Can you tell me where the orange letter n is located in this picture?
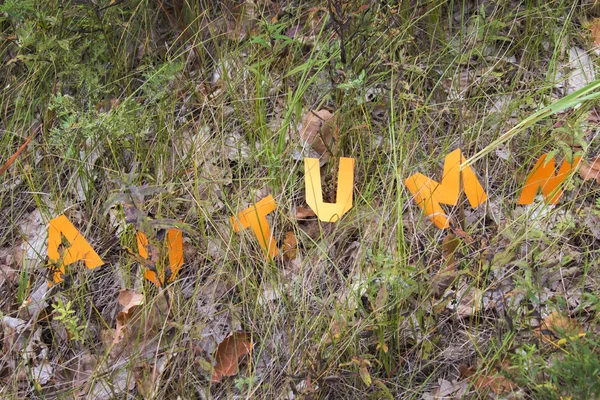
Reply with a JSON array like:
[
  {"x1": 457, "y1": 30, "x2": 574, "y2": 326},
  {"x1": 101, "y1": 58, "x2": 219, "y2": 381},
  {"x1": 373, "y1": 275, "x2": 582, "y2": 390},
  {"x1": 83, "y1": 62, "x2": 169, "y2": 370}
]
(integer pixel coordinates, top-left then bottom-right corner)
[
  {"x1": 517, "y1": 154, "x2": 581, "y2": 205},
  {"x1": 404, "y1": 149, "x2": 488, "y2": 229}
]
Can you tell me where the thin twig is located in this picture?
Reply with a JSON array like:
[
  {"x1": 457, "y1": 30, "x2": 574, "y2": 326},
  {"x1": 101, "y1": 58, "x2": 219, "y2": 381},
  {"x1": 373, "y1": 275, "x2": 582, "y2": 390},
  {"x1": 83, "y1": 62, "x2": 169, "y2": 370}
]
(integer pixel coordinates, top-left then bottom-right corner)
[{"x1": 0, "y1": 121, "x2": 41, "y2": 177}]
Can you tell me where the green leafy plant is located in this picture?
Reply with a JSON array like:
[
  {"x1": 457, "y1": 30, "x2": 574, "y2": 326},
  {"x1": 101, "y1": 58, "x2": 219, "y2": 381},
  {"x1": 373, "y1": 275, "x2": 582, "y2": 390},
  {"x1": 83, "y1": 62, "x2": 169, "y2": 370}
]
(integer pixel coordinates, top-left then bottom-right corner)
[{"x1": 51, "y1": 298, "x2": 86, "y2": 343}]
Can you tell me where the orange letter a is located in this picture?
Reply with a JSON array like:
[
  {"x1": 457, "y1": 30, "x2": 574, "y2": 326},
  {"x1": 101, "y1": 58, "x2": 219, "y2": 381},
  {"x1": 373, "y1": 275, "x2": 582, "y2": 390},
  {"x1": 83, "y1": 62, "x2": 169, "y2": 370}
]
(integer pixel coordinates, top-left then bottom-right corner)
[
  {"x1": 404, "y1": 149, "x2": 487, "y2": 229},
  {"x1": 517, "y1": 154, "x2": 581, "y2": 205},
  {"x1": 48, "y1": 215, "x2": 104, "y2": 284}
]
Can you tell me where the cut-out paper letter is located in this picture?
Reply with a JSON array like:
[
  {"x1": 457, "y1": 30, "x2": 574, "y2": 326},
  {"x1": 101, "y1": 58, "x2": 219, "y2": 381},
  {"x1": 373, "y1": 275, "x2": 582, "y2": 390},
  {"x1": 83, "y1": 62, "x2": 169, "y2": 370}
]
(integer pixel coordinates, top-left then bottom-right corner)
[
  {"x1": 47, "y1": 215, "x2": 104, "y2": 284},
  {"x1": 404, "y1": 149, "x2": 488, "y2": 229},
  {"x1": 136, "y1": 229, "x2": 184, "y2": 287},
  {"x1": 230, "y1": 195, "x2": 278, "y2": 259},
  {"x1": 305, "y1": 157, "x2": 355, "y2": 222},
  {"x1": 517, "y1": 154, "x2": 582, "y2": 205}
]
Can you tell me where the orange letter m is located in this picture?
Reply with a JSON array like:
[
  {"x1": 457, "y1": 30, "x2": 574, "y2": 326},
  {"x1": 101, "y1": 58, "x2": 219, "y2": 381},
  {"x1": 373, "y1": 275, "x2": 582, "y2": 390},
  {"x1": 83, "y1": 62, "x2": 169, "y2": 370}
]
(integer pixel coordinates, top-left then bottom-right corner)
[{"x1": 404, "y1": 149, "x2": 488, "y2": 229}]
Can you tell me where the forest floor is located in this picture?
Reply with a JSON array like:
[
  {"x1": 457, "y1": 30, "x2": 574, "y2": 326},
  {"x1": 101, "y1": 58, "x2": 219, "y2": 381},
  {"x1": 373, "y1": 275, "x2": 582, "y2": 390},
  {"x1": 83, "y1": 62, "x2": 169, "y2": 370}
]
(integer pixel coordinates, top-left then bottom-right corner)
[{"x1": 2, "y1": 1, "x2": 600, "y2": 398}]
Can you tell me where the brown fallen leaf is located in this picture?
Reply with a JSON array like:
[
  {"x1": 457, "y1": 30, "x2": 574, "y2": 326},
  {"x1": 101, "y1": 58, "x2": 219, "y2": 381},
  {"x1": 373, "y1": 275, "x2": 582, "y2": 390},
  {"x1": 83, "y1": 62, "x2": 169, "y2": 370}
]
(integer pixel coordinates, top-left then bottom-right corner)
[
  {"x1": 450, "y1": 227, "x2": 474, "y2": 244},
  {"x1": 282, "y1": 231, "x2": 298, "y2": 261},
  {"x1": 579, "y1": 155, "x2": 600, "y2": 184},
  {"x1": 296, "y1": 206, "x2": 317, "y2": 219},
  {"x1": 459, "y1": 363, "x2": 516, "y2": 395},
  {"x1": 113, "y1": 289, "x2": 144, "y2": 344},
  {"x1": 590, "y1": 17, "x2": 600, "y2": 47},
  {"x1": 536, "y1": 311, "x2": 584, "y2": 340},
  {"x1": 300, "y1": 109, "x2": 337, "y2": 161},
  {"x1": 211, "y1": 332, "x2": 253, "y2": 383},
  {"x1": 432, "y1": 233, "x2": 460, "y2": 297}
]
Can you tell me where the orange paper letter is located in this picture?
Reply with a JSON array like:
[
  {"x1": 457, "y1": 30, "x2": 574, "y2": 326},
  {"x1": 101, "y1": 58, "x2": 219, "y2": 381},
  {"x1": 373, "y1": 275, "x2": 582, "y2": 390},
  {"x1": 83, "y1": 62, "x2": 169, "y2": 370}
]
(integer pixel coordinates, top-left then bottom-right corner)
[
  {"x1": 305, "y1": 157, "x2": 355, "y2": 222},
  {"x1": 48, "y1": 215, "x2": 104, "y2": 284},
  {"x1": 404, "y1": 149, "x2": 488, "y2": 229},
  {"x1": 230, "y1": 195, "x2": 278, "y2": 259},
  {"x1": 136, "y1": 229, "x2": 184, "y2": 286},
  {"x1": 517, "y1": 154, "x2": 582, "y2": 205}
]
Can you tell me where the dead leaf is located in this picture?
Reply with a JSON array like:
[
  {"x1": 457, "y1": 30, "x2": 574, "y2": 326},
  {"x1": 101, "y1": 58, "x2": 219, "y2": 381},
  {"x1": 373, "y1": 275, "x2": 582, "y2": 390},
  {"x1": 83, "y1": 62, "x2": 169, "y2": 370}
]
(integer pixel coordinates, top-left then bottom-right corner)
[
  {"x1": 451, "y1": 282, "x2": 483, "y2": 318},
  {"x1": 211, "y1": 332, "x2": 253, "y2": 383},
  {"x1": 590, "y1": 17, "x2": 600, "y2": 46},
  {"x1": 375, "y1": 284, "x2": 388, "y2": 312},
  {"x1": 113, "y1": 289, "x2": 144, "y2": 344},
  {"x1": 18, "y1": 282, "x2": 48, "y2": 320},
  {"x1": 579, "y1": 155, "x2": 600, "y2": 183},
  {"x1": 300, "y1": 109, "x2": 337, "y2": 161},
  {"x1": 0, "y1": 264, "x2": 16, "y2": 283},
  {"x1": 70, "y1": 351, "x2": 97, "y2": 393},
  {"x1": 20, "y1": 209, "x2": 50, "y2": 271},
  {"x1": 459, "y1": 364, "x2": 516, "y2": 394},
  {"x1": 562, "y1": 47, "x2": 596, "y2": 94},
  {"x1": 135, "y1": 353, "x2": 173, "y2": 398},
  {"x1": 432, "y1": 234, "x2": 460, "y2": 297},
  {"x1": 296, "y1": 206, "x2": 317, "y2": 219},
  {"x1": 31, "y1": 360, "x2": 53, "y2": 385},
  {"x1": 282, "y1": 231, "x2": 297, "y2": 261},
  {"x1": 358, "y1": 358, "x2": 372, "y2": 386},
  {"x1": 422, "y1": 378, "x2": 469, "y2": 399},
  {"x1": 450, "y1": 227, "x2": 474, "y2": 244},
  {"x1": 538, "y1": 311, "x2": 583, "y2": 339}
]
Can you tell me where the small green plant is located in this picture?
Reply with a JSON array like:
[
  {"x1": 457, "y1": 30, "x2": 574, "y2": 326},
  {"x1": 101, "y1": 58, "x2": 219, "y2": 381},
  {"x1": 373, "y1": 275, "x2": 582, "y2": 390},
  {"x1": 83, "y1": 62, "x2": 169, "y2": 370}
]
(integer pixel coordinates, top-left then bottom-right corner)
[
  {"x1": 51, "y1": 298, "x2": 86, "y2": 343},
  {"x1": 545, "y1": 337, "x2": 600, "y2": 399},
  {"x1": 234, "y1": 375, "x2": 259, "y2": 392}
]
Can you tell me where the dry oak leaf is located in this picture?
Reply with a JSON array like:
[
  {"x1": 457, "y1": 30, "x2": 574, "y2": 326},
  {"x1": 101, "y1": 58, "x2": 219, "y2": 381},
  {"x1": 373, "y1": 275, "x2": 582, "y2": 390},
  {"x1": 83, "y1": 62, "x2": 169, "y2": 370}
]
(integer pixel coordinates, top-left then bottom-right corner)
[
  {"x1": 300, "y1": 109, "x2": 336, "y2": 160},
  {"x1": 579, "y1": 155, "x2": 600, "y2": 184},
  {"x1": 211, "y1": 332, "x2": 253, "y2": 383},
  {"x1": 113, "y1": 289, "x2": 144, "y2": 344}
]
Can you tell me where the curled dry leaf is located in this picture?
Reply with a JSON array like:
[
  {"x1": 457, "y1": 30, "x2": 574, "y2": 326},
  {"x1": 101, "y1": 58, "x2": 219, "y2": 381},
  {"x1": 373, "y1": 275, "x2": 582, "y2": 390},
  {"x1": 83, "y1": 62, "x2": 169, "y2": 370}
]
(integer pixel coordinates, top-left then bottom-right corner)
[
  {"x1": 300, "y1": 109, "x2": 336, "y2": 161},
  {"x1": 211, "y1": 332, "x2": 253, "y2": 383},
  {"x1": 579, "y1": 155, "x2": 600, "y2": 184},
  {"x1": 113, "y1": 289, "x2": 144, "y2": 344}
]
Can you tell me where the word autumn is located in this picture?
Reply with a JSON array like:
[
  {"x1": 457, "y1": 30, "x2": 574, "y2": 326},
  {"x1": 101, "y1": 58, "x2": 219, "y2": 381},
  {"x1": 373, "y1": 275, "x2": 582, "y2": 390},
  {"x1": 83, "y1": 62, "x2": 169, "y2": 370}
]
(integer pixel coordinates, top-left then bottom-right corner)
[{"x1": 45, "y1": 152, "x2": 579, "y2": 283}]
